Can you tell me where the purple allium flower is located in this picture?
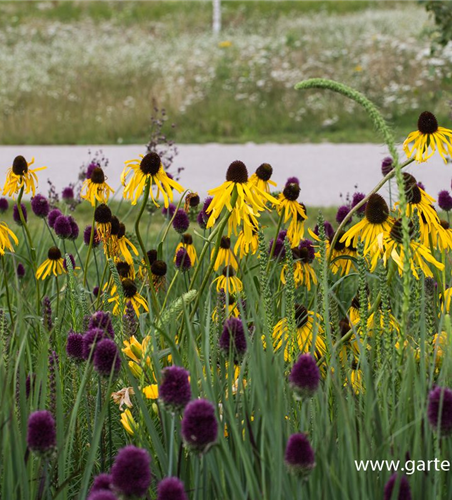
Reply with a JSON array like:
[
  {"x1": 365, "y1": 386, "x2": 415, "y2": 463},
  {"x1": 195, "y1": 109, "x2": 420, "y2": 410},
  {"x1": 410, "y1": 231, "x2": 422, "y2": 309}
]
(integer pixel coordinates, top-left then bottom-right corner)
[
  {"x1": 86, "y1": 162, "x2": 98, "y2": 180},
  {"x1": 68, "y1": 216, "x2": 79, "y2": 240},
  {"x1": 162, "y1": 203, "x2": 176, "y2": 218},
  {"x1": 93, "y1": 286, "x2": 100, "y2": 297},
  {"x1": 313, "y1": 221, "x2": 334, "y2": 240},
  {"x1": 219, "y1": 317, "x2": 247, "y2": 359},
  {"x1": 82, "y1": 327, "x2": 105, "y2": 360},
  {"x1": 284, "y1": 433, "x2": 315, "y2": 477},
  {"x1": 84, "y1": 225, "x2": 100, "y2": 247},
  {"x1": 172, "y1": 209, "x2": 190, "y2": 234},
  {"x1": 351, "y1": 192, "x2": 366, "y2": 214},
  {"x1": 381, "y1": 157, "x2": 393, "y2": 176},
  {"x1": 181, "y1": 399, "x2": 218, "y2": 454},
  {"x1": 159, "y1": 366, "x2": 192, "y2": 412},
  {"x1": 202, "y1": 197, "x2": 213, "y2": 214},
  {"x1": 269, "y1": 238, "x2": 286, "y2": 260},
  {"x1": 89, "y1": 311, "x2": 114, "y2": 339},
  {"x1": 27, "y1": 410, "x2": 56, "y2": 454},
  {"x1": 336, "y1": 205, "x2": 351, "y2": 224},
  {"x1": 54, "y1": 215, "x2": 72, "y2": 239},
  {"x1": 88, "y1": 491, "x2": 118, "y2": 500},
  {"x1": 17, "y1": 263, "x2": 25, "y2": 278},
  {"x1": 13, "y1": 203, "x2": 27, "y2": 225},
  {"x1": 62, "y1": 186, "x2": 75, "y2": 203},
  {"x1": 63, "y1": 254, "x2": 76, "y2": 272},
  {"x1": 94, "y1": 339, "x2": 121, "y2": 377},
  {"x1": 438, "y1": 190, "x2": 452, "y2": 212},
  {"x1": 175, "y1": 248, "x2": 192, "y2": 272},
  {"x1": 298, "y1": 239, "x2": 315, "y2": 263},
  {"x1": 157, "y1": 477, "x2": 188, "y2": 500},
  {"x1": 48, "y1": 208, "x2": 62, "y2": 229},
  {"x1": 278, "y1": 230, "x2": 287, "y2": 240},
  {"x1": 197, "y1": 210, "x2": 207, "y2": 229},
  {"x1": 0, "y1": 197, "x2": 8, "y2": 213},
  {"x1": 31, "y1": 194, "x2": 50, "y2": 218},
  {"x1": 384, "y1": 473, "x2": 412, "y2": 500},
  {"x1": 428, "y1": 386, "x2": 452, "y2": 436},
  {"x1": 417, "y1": 181, "x2": 425, "y2": 191},
  {"x1": 285, "y1": 177, "x2": 300, "y2": 187},
  {"x1": 89, "y1": 473, "x2": 112, "y2": 495},
  {"x1": 111, "y1": 445, "x2": 152, "y2": 497},
  {"x1": 66, "y1": 332, "x2": 84, "y2": 362},
  {"x1": 289, "y1": 354, "x2": 320, "y2": 399}
]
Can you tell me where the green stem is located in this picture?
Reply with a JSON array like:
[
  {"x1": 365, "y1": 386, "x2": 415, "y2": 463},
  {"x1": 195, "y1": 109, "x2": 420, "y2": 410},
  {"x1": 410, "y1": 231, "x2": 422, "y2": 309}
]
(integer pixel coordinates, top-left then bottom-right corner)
[
  {"x1": 1, "y1": 256, "x2": 13, "y2": 327},
  {"x1": 168, "y1": 413, "x2": 175, "y2": 476},
  {"x1": 161, "y1": 270, "x2": 180, "y2": 312},
  {"x1": 83, "y1": 203, "x2": 97, "y2": 288}
]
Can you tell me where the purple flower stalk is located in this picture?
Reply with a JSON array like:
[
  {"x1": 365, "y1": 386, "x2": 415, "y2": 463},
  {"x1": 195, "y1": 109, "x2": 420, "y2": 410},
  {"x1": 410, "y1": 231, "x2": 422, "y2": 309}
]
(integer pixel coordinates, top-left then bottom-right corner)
[
  {"x1": 27, "y1": 410, "x2": 56, "y2": 455},
  {"x1": 428, "y1": 386, "x2": 452, "y2": 436},
  {"x1": 93, "y1": 339, "x2": 121, "y2": 377},
  {"x1": 181, "y1": 399, "x2": 218, "y2": 454},
  {"x1": 284, "y1": 433, "x2": 315, "y2": 477},
  {"x1": 111, "y1": 445, "x2": 152, "y2": 497},
  {"x1": 219, "y1": 317, "x2": 247, "y2": 359},
  {"x1": 157, "y1": 477, "x2": 188, "y2": 500},
  {"x1": 31, "y1": 194, "x2": 50, "y2": 218},
  {"x1": 159, "y1": 366, "x2": 192, "y2": 412},
  {"x1": 384, "y1": 473, "x2": 412, "y2": 500},
  {"x1": 289, "y1": 354, "x2": 320, "y2": 399}
]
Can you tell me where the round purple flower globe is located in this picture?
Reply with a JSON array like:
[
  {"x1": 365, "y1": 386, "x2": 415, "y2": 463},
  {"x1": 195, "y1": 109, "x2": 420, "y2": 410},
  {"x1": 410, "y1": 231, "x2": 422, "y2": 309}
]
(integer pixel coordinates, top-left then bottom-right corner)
[
  {"x1": 197, "y1": 210, "x2": 207, "y2": 230},
  {"x1": 428, "y1": 386, "x2": 452, "y2": 436},
  {"x1": 86, "y1": 162, "x2": 98, "y2": 179},
  {"x1": 13, "y1": 203, "x2": 27, "y2": 225},
  {"x1": 157, "y1": 477, "x2": 188, "y2": 500},
  {"x1": 63, "y1": 254, "x2": 76, "y2": 272},
  {"x1": 219, "y1": 317, "x2": 247, "y2": 359},
  {"x1": 68, "y1": 216, "x2": 79, "y2": 240},
  {"x1": 48, "y1": 208, "x2": 62, "y2": 229},
  {"x1": 181, "y1": 399, "x2": 218, "y2": 454},
  {"x1": 84, "y1": 225, "x2": 100, "y2": 247},
  {"x1": 438, "y1": 190, "x2": 452, "y2": 212},
  {"x1": 159, "y1": 366, "x2": 192, "y2": 412},
  {"x1": 351, "y1": 192, "x2": 366, "y2": 214},
  {"x1": 93, "y1": 338, "x2": 121, "y2": 377},
  {"x1": 175, "y1": 248, "x2": 192, "y2": 272},
  {"x1": 66, "y1": 332, "x2": 84, "y2": 362},
  {"x1": 111, "y1": 445, "x2": 152, "y2": 497},
  {"x1": 31, "y1": 194, "x2": 50, "y2": 218},
  {"x1": 54, "y1": 215, "x2": 72, "y2": 239},
  {"x1": 162, "y1": 203, "x2": 176, "y2": 218},
  {"x1": 269, "y1": 238, "x2": 286, "y2": 260},
  {"x1": 82, "y1": 327, "x2": 105, "y2": 360},
  {"x1": 89, "y1": 311, "x2": 114, "y2": 339},
  {"x1": 17, "y1": 263, "x2": 25, "y2": 278},
  {"x1": 0, "y1": 197, "x2": 9, "y2": 213},
  {"x1": 384, "y1": 473, "x2": 412, "y2": 500},
  {"x1": 89, "y1": 473, "x2": 112, "y2": 495},
  {"x1": 313, "y1": 221, "x2": 334, "y2": 240},
  {"x1": 381, "y1": 156, "x2": 393, "y2": 176},
  {"x1": 88, "y1": 491, "x2": 118, "y2": 500},
  {"x1": 172, "y1": 209, "x2": 190, "y2": 234},
  {"x1": 289, "y1": 354, "x2": 320, "y2": 399},
  {"x1": 62, "y1": 186, "x2": 74, "y2": 203},
  {"x1": 285, "y1": 176, "x2": 300, "y2": 187},
  {"x1": 336, "y1": 205, "x2": 351, "y2": 224},
  {"x1": 284, "y1": 433, "x2": 315, "y2": 477},
  {"x1": 27, "y1": 410, "x2": 56, "y2": 455}
]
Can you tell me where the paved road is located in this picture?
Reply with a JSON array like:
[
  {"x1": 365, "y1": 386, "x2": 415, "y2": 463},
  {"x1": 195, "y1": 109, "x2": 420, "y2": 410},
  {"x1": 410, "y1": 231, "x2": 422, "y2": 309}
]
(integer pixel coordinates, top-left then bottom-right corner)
[{"x1": 0, "y1": 144, "x2": 449, "y2": 206}]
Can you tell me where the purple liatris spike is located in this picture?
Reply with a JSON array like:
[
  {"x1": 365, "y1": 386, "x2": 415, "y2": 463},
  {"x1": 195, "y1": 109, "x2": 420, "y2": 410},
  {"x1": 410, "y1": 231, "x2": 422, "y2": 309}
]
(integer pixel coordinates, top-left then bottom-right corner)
[
  {"x1": 289, "y1": 354, "x2": 320, "y2": 399},
  {"x1": 93, "y1": 339, "x2": 121, "y2": 377},
  {"x1": 157, "y1": 477, "x2": 188, "y2": 500},
  {"x1": 42, "y1": 296, "x2": 53, "y2": 332},
  {"x1": 159, "y1": 366, "x2": 191, "y2": 413},
  {"x1": 219, "y1": 317, "x2": 247, "y2": 359},
  {"x1": 111, "y1": 445, "x2": 152, "y2": 497},
  {"x1": 27, "y1": 410, "x2": 56, "y2": 456},
  {"x1": 48, "y1": 350, "x2": 59, "y2": 415},
  {"x1": 428, "y1": 386, "x2": 452, "y2": 436},
  {"x1": 284, "y1": 433, "x2": 315, "y2": 477},
  {"x1": 123, "y1": 301, "x2": 138, "y2": 337},
  {"x1": 181, "y1": 399, "x2": 218, "y2": 454},
  {"x1": 384, "y1": 473, "x2": 412, "y2": 500}
]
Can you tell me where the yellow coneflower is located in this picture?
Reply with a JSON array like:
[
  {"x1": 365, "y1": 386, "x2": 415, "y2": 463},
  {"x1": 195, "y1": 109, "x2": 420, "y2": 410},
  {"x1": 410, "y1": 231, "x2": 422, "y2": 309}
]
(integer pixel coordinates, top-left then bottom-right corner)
[
  {"x1": 248, "y1": 163, "x2": 277, "y2": 195},
  {"x1": 206, "y1": 160, "x2": 277, "y2": 230},
  {"x1": 174, "y1": 234, "x2": 197, "y2": 265},
  {"x1": 403, "y1": 111, "x2": 452, "y2": 163},
  {"x1": 337, "y1": 318, "x2": 362, "y2": 366},
  {"x1": 281, "y1": 243, "x2": 317, "y2": 291},
  {"x1": 105, "y1": 260, "x2": 136, "y2": 296},
  {"x1": 272, "y1": 305, "x2": 325, "y2": 362},
  {"x1": 341, "y1": 193, "x2": 393, "y2": 253},
  {"x1": 213, "y1": 266, "x2": 243, "y2": 294},
  {"x1": 366, "y1": 309, "x2": 400, "y2": 336},
  {"x1": 117, "y1": 222, "x2": 138, "y2": 265},
  {"x1": 3, "y1": 155, "x2": 46, "y2": 198},
  {"x1": 440, "y1": 288, "x2": 452, "y2": 315},
  {"x1": 344, "y1": 362, "x2": 364, "y2": 394},
  {"x1": 36, "y1": 247, "x2": 66, "y2": 280},
  {"x1": 184, "y1": 192, "x2": 200, "y2": 212},
  {"x1": 286, "y1": 203, "x2": 308, "y2": 246},
  {"x1": 120, "y1": 409, "x2": 138, "y2": 436},
  {"x1": 0, "y1": 221, "x2": 18, "y2": 255},
  {"x1": 348, "y1": 295, "x2": 362, "y2": 326},
  {"x1": 80, "y1": 166, "x2": 114, "y2": 206},
  {"x1": 150, "y1": 260, "x2": 167, "y2": 292},
  {"x1": 212, "y1": 294, "x2": 242, "y2": 322},
  {"x1": 276, "y1": 181, "x2": 307, "y2": 245},
  {"x1": 369, "y1": 219, "x2": 444, "y2": 279},
  {"x1": 212, "y1": 236, "x2": 238, "y2": 271},
  {"x1": 94, "y1": 203, "x2": 113, "y2": 244},
  {"x1": 234, "y1": 226, "x2": 258, "y2": 259},
  {"x1": 109, "y1": 278, "x2": 149, "y2": 317},
  {"x1": 328, "y1": 231, "x2": 357, "y2": 276},
  {"x1": 121, "y1": 152, "x2": 184, "y2": 207}
]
